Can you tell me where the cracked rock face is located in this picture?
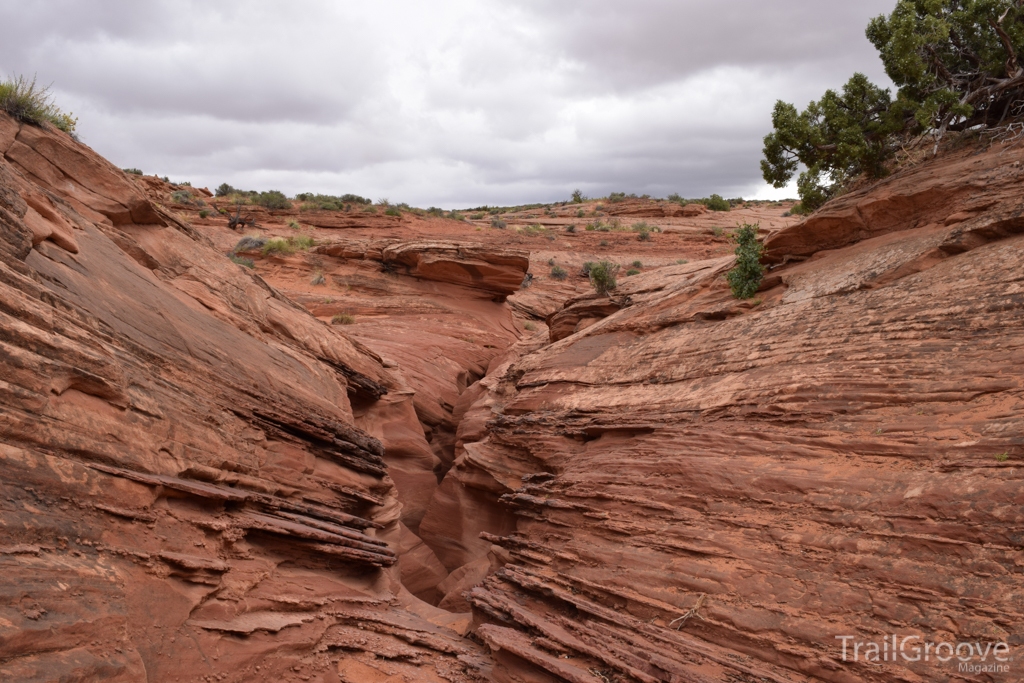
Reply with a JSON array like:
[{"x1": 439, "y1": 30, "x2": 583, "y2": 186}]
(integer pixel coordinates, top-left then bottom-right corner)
[
  {"x1": 2, "y1": 110, "x2": 1022, "y2": 683},
  {"x1": 0, "y1": 115, "x2": 486, "y2": 683}
]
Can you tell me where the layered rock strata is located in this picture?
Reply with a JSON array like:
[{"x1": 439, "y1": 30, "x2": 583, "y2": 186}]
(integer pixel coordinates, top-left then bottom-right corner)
[
  {"x1": 0, "y1": 114, "x2": 486, "y2": 683},
  {"x1": 432, "y1": 141, "x2": 1024, "y2": 682}
]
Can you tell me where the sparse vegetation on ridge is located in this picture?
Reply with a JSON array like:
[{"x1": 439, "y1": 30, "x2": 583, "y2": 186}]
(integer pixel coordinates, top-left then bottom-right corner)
[
  {"x1": 254, "y1": 190, "x2": 291, "y2": 210},
  {"x1": 0, "y1": 76, "x2": 78, "y2": 136}
]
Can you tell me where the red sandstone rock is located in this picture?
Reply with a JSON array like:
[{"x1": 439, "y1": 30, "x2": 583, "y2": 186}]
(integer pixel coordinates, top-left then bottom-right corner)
[
  {"x1": 0, "y1": 113, "x2": 487, "y2": 682},
  {"x1": 433, "y1": 139, "x2": 1024, "y2": 682},
  {"x1": 6, "y1": 106, "x2": 1019, "y2": 683}
]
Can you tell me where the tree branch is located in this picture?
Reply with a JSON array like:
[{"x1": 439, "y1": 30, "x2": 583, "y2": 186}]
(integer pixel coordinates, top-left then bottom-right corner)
[
  {"x1": 989, "y1": 14, "x2": 1020, "y2": 78},
  {"x1": 948, "y1": 27, "x2": 983, "y2": 67}
]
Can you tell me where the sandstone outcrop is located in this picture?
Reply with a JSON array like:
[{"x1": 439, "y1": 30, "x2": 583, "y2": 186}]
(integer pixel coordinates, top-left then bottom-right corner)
[
  {"x1": 602, "y1": 199, "x2": 708, "y2": 218},
  {"x1": 5, "y1": 106, "x2": 1019, "y2": 683},
  {"x1": 427, "y1": 140, "x2": 1024, "y2": 682},
  {"x1": 0, "y1": 114, "x2": 487, "y2": 682}
]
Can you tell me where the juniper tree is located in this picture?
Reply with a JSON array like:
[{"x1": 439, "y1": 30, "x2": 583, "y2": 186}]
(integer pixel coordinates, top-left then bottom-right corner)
[{"x1": 762, "y1": 0, "x2": 1024, "y2": 212}]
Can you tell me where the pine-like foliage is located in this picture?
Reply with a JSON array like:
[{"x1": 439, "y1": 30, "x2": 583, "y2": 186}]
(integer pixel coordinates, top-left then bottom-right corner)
[{"x1": 726, "y1": 223, "x2": 765, "y2": 300}]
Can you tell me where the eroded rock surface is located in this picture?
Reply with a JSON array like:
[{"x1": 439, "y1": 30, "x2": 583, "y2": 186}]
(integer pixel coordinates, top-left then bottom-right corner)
[
  {"x1": 0, "y1": 115, "x2": 486, "y2": 683},
  {"x1": 431, "y1": 142, "x2": 1024, "y2": 682},
  {"x1": 4, "y1": 109, "x2": 1020, "y2": 683}
]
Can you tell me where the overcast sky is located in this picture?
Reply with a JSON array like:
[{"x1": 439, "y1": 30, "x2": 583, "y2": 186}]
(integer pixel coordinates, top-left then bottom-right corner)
[{"x1": 0, "y1": 0, "x2": 897, "y2": 208}]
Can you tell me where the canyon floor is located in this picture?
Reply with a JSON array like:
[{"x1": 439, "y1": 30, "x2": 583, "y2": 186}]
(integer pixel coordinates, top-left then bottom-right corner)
[{"x1": 0, "y1": 112, "x2": 1022, "y2": 683}]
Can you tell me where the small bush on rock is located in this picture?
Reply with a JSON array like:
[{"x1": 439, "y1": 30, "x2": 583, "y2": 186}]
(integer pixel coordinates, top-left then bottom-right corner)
[
  {"x1": 588, "y1": 261, "x2": 619, "y2": 295},
  {"x1": 254, "y1": 190, "x2": 291, "y2": 210},
  {"x1": 703, "y1": 194, "x2": 730, "y2": 211},
  {"x1": 261, "y1": 238, "x2": 295, "y2": 256},
  {"x1": 726, "y1": 223, "x2": 765, "y2": 299}
]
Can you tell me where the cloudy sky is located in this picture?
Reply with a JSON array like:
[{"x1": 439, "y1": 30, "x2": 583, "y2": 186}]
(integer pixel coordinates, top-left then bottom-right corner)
[{"x1": 1, "y1": 0, "x2": 897, "y2": 208}]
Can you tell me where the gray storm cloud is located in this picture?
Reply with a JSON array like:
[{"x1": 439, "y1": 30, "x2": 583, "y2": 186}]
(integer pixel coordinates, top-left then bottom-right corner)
[{"x1": 0, "y1": 0, "x2": 897, "y2": 207}]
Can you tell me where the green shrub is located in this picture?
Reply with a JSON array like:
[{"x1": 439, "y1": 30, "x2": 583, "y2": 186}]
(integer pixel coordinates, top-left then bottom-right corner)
[
  {"x1": 230, "y1": 255, "x2": 255, "y2": 269},
  {"x1": 523, "y1": 321, "x2": 537, "y2": 331},
  {"x1": 566, "y1": 224, "x2": 577, "y2": 233},
  {"x1": 332, "y1": 313, "x2": 355, "y2": 325},
  {"x1": 571, "y1": 189, "x2": 585, "y2": 203},
  {"x1": 449, "y1": 211, "x2": 465, "y2": 221},
  {"x1": 170, "y1": 190, "x2": 193, "y2": 204},
  {"x1": 123, "y1": 167, "x2": 143, "y2": 175},
  {"x1": 576, "y1": 209, "x2": 585, "y2": 218},
  {"x1": 631, "y1": 260, "x2": 642, "y2": 268},
  {"x1": 216, "y1": 183, "x2": 240, "y2": 197},
  {"x1": 296, "y1": 194, "x2": 345, "y2": 211},
  {"x1": 254, "y1": 190, "x2": 291, "y2": 210},
  {"x1": 588, "y1": 261, "x2": 619, "y2": 295},
  {"x1": 703, "y1": 194, "x2": 730, "y2": 211},
  {"x1": 711, "y1": 226, "x2": 725, "y2": 237},
  {"x1": 292, "y1": 235, "x2": 315, "y2": 249},
  {"x1": 287, "y1": 219, "x2": 301, "y2": 230},
  {"x1": 0, "y1": 76, "x2": 77, "y2": 135},
  {"x1": 676, "y1": 259, "x2": 688, "y2": 265},
  {"x1": 199, "y1": 209, "x2": 211, "y2": 218},
  {"x1": 261, "y1": 238, "x2": 295, "y2": 256},
  {"x1": 384, "y1": 207, "x2": 401, "y2": 217},
  {"x1": 599, "y1": 239, "x2": 609, "y2": 247},
  {"x1": 626, "y1": 268, "x2": 640, "y2": 276},
  {"x1": 550, "y1": 265, "x2": 568, "y2": 281},
  {"x1": 470, "y1": 213, "x2": 484, "y2": 220},
  {"x1": 341, "y1": 194, "x2": 371, "y2": 205},
  {"x1": 726, "y1": 223, "x2": 765, "y2": 299},
  {"x1": 608, "y1": 192, "x2": 626, "y2": 203},
  {"x1": 363, "y1": 206, "x2": 378, "y2": 214},
  {"x1": 491, "y1": 218, "x2": 507, "y2": 229}
]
